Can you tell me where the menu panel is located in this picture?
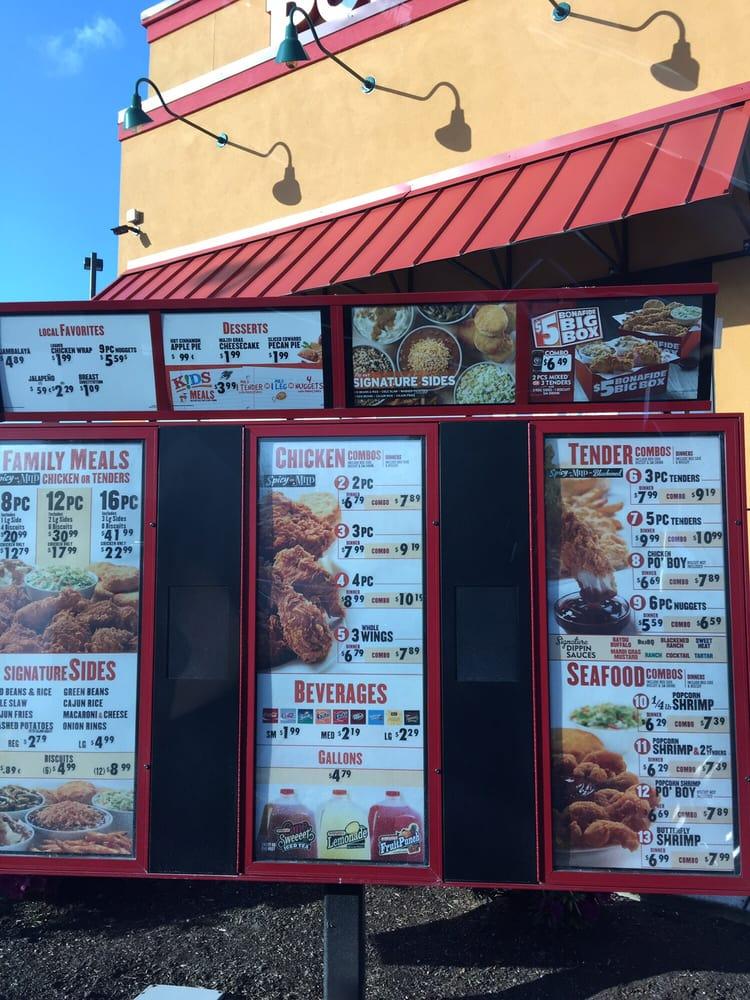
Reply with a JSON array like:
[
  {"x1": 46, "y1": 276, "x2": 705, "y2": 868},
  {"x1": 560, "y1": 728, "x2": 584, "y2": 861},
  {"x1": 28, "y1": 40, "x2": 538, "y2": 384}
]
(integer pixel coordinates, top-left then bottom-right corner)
[
  {"x1": 348, "y1": 304, "x2": 516, "y2": 407},
  {"x1": 254, "y1": 437, "x2": 426, "y2": 865},
  {"x1": 0, "y1": 440, "x2": 143, "y2": 859},
  {"x1": 162, "y1": 311, "x2": 325, "y2": 411},
  {"x1": 0, "y1": 314, "x2": 156, "y2": 412},
  {"x1": 544, "y1": 433, "x2": 738, "y2": 874},
  {"x1": 529, "y1": 295, "x2": 710, "y2": 405}
]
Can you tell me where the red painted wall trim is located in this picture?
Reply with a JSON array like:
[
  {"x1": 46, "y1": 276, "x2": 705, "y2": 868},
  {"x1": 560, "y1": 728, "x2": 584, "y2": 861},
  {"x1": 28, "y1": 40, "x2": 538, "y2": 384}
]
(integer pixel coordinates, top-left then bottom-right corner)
[
  {"x1": 120, "y1": 0, "x2": 471, "y2": 141},
  {"x1": 144, "y1": 0, "x2": 237, "y2": 42}
]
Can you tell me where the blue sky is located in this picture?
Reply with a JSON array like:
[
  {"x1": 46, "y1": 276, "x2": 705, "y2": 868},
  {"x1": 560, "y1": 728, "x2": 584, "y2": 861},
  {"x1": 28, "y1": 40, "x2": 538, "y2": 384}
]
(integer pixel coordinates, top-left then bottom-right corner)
[{"x1": 0, "y1": 4, "x2": 148, "y2": 302}]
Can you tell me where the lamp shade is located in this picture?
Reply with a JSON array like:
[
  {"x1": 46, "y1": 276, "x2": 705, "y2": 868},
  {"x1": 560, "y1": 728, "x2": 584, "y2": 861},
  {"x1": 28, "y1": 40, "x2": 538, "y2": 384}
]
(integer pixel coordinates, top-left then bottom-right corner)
[
  {"x1": 650, "y1": 40, "x2": 699, "y2": 91},
  {"x1": 435, "y1": 107, "x2": 472, "y2": 152},
  {"x1": 124, "y1": 92, "x2": 153, "y2": 131},
  {"x1": 275, "y1": 22, "x2": 309, "y2": 67},
  {"x1": 273, "y1": 165, "x2": 302, "y2": 206}
]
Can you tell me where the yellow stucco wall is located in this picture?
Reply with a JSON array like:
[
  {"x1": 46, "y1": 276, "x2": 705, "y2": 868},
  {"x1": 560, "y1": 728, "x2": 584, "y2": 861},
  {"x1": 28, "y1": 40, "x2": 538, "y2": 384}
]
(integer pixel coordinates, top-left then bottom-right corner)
[
  {"x1": 148, "y1": 1, "x2": 268, "y2": 90},
  {"x1": 119, "y1": 0, "x2": 750, "y2": 271}
]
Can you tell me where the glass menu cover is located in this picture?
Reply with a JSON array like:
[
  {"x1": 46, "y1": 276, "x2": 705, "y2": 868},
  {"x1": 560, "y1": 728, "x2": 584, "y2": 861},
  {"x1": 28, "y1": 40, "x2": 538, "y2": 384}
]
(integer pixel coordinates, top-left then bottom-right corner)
[
  {"x1": 0, "y1": 440, "x2": 143, "y2": 858},
  {"x1": 348, "y1": 303, "x2": 516, "y2": 407},
  {"x1": 529, "y1": 295, "x2": 711, "y2": 405},
  {"x1": 162, "y1": 310, "x2": 325, "y2": 411},
  {"x1": 544, "y1": 433, "x2": 738, "y2": 874},
  {"x1": 254, "y1": 437, "x2": 426, "y2": 864},
  {"x1": 0, "y1": 314, "x2": 157, "y2": 412}
]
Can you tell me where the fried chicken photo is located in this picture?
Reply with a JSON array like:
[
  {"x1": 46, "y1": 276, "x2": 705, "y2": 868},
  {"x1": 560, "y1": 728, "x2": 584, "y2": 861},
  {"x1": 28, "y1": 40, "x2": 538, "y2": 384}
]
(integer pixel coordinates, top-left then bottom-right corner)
[
  {"x1": 14, "y1": 589, "x2": 83, "y2": 633},
  {"x1": 0, "y1": 585, "x2": 32, "y2": 613},
  {"x1": 77, "y1": 599, "x2": 136, "y2": 633},
  {"x1": 630, "y1": 341, "x2": 663, "y2": 366},
  {"x1": 89, "y1": 628, "x2": 135, "y2": 653},
  {"x1": 277, "y1": 588, "x2": 332, "y2": 664},
  {"x1": 42, "y1": 611, "x2": 91, "y2": 653},
  {"x1": 1, "y1": 559, "x2": 32, "y2": 585},
  {"x1": 273, "y1": 545, "x2": 343, "y2": 618},
  {"x1": 0, "y1": 624, "x2": 44, "y2": 653},
  {"x1": 259, "y1": 492, "x2": 336, "y2": 559},
  {"x1": 257, "y1": 612, "x2": 293, "y2": 667},
  {"x1": 88, "y1": 563, "x2": 139, "y2": 595}
]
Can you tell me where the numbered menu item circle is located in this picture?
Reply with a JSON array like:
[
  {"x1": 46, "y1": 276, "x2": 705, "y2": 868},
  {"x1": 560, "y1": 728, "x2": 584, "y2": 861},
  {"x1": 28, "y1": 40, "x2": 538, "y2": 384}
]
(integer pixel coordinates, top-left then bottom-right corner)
[
  {"x1": 162, "y1": 310, "x2": 325, "y2": 411},
  {"x1": 0, "y1": 314, "x2": 157, "y2": 412}
]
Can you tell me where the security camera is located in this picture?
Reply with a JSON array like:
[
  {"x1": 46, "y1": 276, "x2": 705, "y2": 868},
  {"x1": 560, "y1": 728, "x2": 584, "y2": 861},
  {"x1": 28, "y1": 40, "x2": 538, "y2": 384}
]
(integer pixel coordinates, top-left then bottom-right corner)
[{"x1": 112, "y1": 224, "x2": 143, "y2": 237}]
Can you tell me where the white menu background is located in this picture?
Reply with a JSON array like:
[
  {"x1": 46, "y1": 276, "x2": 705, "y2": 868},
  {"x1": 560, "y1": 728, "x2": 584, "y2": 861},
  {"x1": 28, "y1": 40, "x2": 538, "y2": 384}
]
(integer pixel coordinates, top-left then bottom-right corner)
[
  {"x1": 0, "y1": 315, "x2": 156, "y2": 412},
  {"x1": 162, "y1": 310, "x2": 324, "y2": 411}
]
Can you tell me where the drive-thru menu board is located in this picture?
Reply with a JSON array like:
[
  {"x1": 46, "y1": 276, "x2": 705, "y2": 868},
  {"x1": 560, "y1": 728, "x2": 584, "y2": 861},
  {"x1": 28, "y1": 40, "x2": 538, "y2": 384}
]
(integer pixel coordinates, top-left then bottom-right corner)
[
  {"x1": 0, "y1": 314, "x2": 157, "y2": 412},
  {"x1": 545, "y1": 433, "x2": 738, "y2": 873},
  {"x1": 254, "y1": 437, "x2": 425, "y2": 864},
  {"x1": 162, "y1": 311, "x2": 325, "y2": 411},
  {"x1": 0, "y1": 441, "x2": 142, "y2": 858}
]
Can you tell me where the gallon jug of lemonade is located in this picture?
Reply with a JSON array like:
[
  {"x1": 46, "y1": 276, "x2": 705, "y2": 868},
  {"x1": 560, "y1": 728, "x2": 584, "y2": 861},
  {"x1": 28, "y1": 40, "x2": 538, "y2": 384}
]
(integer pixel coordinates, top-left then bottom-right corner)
[{"x1": 318, "y1": 788, "x2": 369, "y2": 860}]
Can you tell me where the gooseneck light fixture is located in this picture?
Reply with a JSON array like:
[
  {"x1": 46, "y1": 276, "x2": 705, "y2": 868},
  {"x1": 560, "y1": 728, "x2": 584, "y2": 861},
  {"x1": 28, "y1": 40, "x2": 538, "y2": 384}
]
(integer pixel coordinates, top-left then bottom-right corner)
[
  {"x1": 275, "y1": 4, "x2": 376, "y2": 94},
  {"x1": 548, "y1": 6, "x2": 699, "y2": 91},
  {"x1": 124, "y1": 77, "x2": 229, "y2": 146},
  {"x1": 123, "y1": 78, "x2": 303, "y2": 204}
]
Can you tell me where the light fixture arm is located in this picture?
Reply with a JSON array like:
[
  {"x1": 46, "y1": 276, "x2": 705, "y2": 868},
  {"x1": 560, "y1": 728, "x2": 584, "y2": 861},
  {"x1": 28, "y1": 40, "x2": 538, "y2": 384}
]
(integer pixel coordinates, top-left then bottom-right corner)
[
  {"x1": 132, "y1": 77, "x2": 229, "y2": 145},
  {"x1": 224, "y1": 137, "x2": 294, "y2": 166},
  {"x1": 286, "y1": 5, "x2": 376, "y2": 93},
  {"x1": 375, "y1": 80, "x2": 461, "y2": 111},
  {"x1": 558, "y1": 8, "x2": 687, "y2": 41}
]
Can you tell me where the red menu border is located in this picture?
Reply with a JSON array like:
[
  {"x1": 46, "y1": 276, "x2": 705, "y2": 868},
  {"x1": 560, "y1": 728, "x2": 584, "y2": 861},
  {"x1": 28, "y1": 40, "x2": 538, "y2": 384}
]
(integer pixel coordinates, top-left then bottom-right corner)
[
  {"x1": 531, "y1": 414, "x2": 750, "y2": 895},
  {"x1": 0, "y1": 425, "x2": 157, "y2": 878},
  {"x1": 242, "y1": 422, "x2": 442, "y2": 886}
]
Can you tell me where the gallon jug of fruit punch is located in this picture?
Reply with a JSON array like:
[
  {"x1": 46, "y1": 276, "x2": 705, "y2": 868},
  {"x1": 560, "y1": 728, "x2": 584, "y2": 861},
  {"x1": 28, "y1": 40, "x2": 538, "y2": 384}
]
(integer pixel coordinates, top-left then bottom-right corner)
[
  {"x1": 256, "y1": 788, "x2": 317, "y2": 860},
  {"x1": 318, "y1": 788, "x2": 369, "y2": 860},
  {"x1": 368, "y1": 790, "x2": 424, "y2": 863}
]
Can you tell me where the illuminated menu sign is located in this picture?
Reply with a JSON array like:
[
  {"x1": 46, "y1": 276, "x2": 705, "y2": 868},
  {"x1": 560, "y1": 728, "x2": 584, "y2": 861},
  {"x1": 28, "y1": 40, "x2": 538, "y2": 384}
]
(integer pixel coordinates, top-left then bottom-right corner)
[
  {"x1": 529, "y1": 295, "x2": 708, "y2": 405},
  {"x1": 254, "y1": 436, "x2": 426, "y2": 865},
  {"x1": 544, "y1": 433, "x2": 738, "y2": 874},
  {"x1": 0, "y1": 314, "x2": 156, "y2": 412},
  {"x1": 0, "y1": 440, "x2": 143, "y2": 859},
  {"x1": 162, "y1": 310, "x2": 325, "y2": 411}
]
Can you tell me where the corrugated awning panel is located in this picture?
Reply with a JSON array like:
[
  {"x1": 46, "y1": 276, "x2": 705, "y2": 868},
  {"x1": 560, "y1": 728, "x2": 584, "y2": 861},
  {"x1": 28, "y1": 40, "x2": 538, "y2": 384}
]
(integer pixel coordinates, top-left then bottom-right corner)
[{"x1": 98, "y1": 89, "x2": 750, "y2": 302}]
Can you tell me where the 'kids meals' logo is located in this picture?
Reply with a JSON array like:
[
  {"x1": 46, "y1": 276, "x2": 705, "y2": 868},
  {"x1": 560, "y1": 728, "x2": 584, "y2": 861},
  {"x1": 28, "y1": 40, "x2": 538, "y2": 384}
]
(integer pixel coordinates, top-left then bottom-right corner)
[
  {"x1": 532, "y1": 307, "x2": 603, "y2": 348},
  {"x1": 326, "y1": 821, "x2": 368, "y2": 852},
  {"x1": 377, "y1": 822, "x2": 422, "y2": 858},
  {"x1": 171, "y1": 370, "x2": 212, "y2": 392},
  {"x1": 277, "y1": 820, "x2": 316, "y2": 853}
]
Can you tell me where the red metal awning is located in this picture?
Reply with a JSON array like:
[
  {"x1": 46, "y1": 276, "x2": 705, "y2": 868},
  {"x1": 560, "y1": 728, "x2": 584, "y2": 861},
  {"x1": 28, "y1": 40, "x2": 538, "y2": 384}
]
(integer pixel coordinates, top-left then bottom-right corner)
[{"x1": 99, "y1": 84, "x2": 750, "y2": 302}]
